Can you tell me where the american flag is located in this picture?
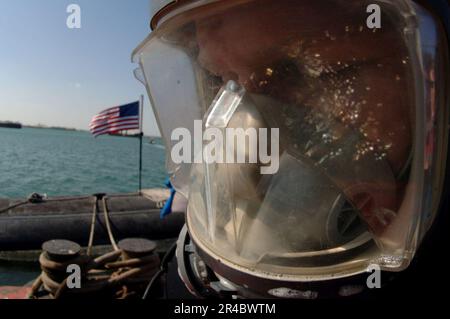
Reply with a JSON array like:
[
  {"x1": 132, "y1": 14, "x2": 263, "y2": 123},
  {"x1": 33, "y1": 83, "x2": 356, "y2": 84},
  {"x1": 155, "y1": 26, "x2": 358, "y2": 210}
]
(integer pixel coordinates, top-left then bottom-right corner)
[{"x1": 90, "y1": 101, "x2": 140, "y2": 137}]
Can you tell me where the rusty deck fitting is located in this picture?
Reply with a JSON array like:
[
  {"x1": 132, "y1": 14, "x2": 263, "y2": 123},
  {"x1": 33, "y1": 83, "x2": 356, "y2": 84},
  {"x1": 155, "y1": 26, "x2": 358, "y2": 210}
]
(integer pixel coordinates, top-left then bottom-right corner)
[
  {"x1": 29, "y1": 237, "x2": 163, "y2": 299},
  {"x1": 118, "y1": 238, "x2": 157, "y2": 259},
  {"x1": 42, "y1": 240, "x2": 81, "y2": 261}
]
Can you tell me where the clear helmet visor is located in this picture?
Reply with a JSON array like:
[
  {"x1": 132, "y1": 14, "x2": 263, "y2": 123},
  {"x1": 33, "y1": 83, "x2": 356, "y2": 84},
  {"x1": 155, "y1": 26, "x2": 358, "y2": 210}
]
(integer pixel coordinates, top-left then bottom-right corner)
[{"x1": 133, "y1": 0, "x2": 449, "y2": 279}]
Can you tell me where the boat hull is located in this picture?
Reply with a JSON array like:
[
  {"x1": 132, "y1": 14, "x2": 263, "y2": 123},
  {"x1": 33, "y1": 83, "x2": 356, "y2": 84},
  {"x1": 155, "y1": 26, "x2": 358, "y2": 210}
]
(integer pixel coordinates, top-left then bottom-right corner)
[{"x1": 0, "y1": 190, "x2": 185, "y2": 251}]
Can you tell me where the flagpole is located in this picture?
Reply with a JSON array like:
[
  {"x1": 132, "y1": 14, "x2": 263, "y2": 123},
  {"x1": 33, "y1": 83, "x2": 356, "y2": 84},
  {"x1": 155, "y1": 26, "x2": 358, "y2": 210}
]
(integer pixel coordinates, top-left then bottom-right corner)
[{"x1": 138, "y1": 95, "x2": 144, "y2": 193}]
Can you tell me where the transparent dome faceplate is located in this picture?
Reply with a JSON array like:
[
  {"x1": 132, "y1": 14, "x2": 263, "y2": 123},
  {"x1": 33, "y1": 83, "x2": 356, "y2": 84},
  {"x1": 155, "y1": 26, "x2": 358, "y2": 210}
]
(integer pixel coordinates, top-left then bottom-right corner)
[{"x1": 133, "y1": 0, "x2": 450, "y2": 278}]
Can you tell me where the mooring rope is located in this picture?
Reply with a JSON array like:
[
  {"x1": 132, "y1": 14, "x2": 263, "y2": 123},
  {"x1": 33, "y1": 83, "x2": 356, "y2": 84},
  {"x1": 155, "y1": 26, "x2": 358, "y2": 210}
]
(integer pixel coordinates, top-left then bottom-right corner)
[
  {"x1": 86, "y1": 196, "x2": 98, "y2": 256},
  {"x1": 0, "y1": 193, "x2": 96, "y2": 215},
  {"x1": 0, "y1": 192, "x2": 139, "y2": 215},
  {"x1": 87, "y1": 195, "x2": 120, "y2": 253},
  {"x1": 0, "y1": 193, "x2": 45, "y2": 214},
  {"x1": 0, "y1": 200, "x2": 29, "y2": 214},
  {"x1": 102, "y1": 196, "x2": 119, "y2": 251}
]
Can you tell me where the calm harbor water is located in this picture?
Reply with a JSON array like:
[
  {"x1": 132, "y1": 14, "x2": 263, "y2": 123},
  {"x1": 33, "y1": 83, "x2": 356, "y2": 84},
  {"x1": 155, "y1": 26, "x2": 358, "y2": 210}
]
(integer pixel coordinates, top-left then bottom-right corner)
[
  {"x1": 0, "y1": 127, "x2": 167, "y2": 286},
  {"x1": 0, "y1": 127, "x2": 166, "y2": 198}
]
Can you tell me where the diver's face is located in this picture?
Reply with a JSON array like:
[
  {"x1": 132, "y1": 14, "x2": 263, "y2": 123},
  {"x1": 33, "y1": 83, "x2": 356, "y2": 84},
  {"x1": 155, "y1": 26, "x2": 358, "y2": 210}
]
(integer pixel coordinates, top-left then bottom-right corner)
[{"x1": 195, "y1": 0, "x2": 412, "y2": 174}]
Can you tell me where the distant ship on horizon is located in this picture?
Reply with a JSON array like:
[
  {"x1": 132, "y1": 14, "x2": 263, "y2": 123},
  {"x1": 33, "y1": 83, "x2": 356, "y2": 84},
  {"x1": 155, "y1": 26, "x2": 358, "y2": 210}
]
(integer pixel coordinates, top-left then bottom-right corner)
[{"x1": 0, "y1": 121, "x2": 22, "y2": 129}]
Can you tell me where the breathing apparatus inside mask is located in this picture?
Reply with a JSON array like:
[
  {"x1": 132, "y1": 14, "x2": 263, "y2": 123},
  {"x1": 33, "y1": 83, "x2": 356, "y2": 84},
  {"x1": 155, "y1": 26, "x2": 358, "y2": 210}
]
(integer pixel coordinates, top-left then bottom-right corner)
[{"x1": 186, "y1": 79, "x2": 403, "y2": 278}]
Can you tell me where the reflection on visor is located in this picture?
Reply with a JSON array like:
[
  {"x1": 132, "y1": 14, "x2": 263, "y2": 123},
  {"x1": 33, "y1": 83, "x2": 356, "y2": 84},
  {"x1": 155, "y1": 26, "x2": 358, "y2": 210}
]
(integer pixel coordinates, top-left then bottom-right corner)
[
  {"x1": 133, "y1": 0, "x2": 449, "y2": 278},
  {"x1": 187, "y1": 81, "x2": 396, "y2": 274}
]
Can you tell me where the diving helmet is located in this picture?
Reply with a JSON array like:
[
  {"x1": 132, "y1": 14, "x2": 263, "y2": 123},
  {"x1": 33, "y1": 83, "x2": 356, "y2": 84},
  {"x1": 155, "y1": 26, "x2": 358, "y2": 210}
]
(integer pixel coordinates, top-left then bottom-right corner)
[{"x1": 133, "y1": 0, "x2": 450, "y2": 298}]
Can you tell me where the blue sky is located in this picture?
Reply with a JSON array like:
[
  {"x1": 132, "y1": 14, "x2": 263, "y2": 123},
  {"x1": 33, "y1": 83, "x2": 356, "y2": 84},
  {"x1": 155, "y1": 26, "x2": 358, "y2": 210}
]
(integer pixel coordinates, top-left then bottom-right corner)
[{"x1": 0, "y1": 0, "x2": 161, "y2": 136}]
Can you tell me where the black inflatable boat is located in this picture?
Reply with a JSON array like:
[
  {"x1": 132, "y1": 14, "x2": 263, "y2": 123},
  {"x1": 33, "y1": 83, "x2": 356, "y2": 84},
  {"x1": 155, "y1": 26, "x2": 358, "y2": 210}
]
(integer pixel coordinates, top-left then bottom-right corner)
[{"x1": 0, "y1": 189, "x2": 185, "y2": 251}]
